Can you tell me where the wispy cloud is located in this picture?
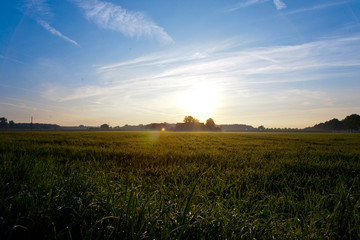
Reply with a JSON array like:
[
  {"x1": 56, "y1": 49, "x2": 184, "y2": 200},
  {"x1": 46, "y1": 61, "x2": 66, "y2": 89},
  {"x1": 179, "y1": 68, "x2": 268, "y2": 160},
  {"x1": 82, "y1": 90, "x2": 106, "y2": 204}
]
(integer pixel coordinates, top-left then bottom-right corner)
[
  {"x1": 227, "y1": 0, "x2": 267, "y2": 11},
  {"x1": 23, "y1": 0, "x2": 52, "y2": 18},
  {"x1": 43, "y1": 35, "x2": 360, "y2": 105},
  {"x1": 227, "y1": 0, "x2": 286, "y2": 11},
  {"x1": 37, "y1": 20, "x2": 79, "y2": 46},
  {"x1": 39, "y1": 35, "x2": 360, "y2": 126},
  {"x1": 22, "y1": 0, "x2": 79, "y2": 46},
  {"x1": 273, "y1": 0, "x2": 286, "y2": 10},
  {"x1": 98, "y1": 35, "x2": 360, "y2": 81},
  {"x1": 283, "y1": 2, "x2": 344, "y2": 15},
  {"x1": 71, "y1": 0, "x2": 173, "y2": 44}
]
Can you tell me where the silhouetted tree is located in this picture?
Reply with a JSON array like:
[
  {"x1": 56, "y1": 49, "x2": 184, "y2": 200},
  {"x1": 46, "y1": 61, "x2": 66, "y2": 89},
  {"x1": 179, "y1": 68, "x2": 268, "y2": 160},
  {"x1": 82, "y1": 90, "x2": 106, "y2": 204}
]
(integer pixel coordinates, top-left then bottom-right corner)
[
  {"x1": 183, "y1": 116, "x2": 199, "y2": 124},
  {"x1": 175, "y1": 116, "x2": 203, "y2": 131},
  {"x1": 0, "y1": 117, "x2": 8, "y2": 129},
  {"x1": 205, "y1": 118, "x2": 216, "y2": 131},
  {"x1": 258, "y1": 125, "x2": 265, "y2": 131},
  {"x1": 100, "y1": 123, "x2": 110, "y2": 130},
  {"x1": 343, "y1": 114, "x2": 360, "y2": 131},
  {"x1": 9, "y1": 120, "x2": 15, "y2": 129},
  {"x1": 328, "y1": 118, "x2": 343, "y2": 130},
  {"x1": 182, "y1": 116, "x2": 200, "y2": 131},
  {"x1": 313, "y1": 118, "x2": 343, "y2": 131}
]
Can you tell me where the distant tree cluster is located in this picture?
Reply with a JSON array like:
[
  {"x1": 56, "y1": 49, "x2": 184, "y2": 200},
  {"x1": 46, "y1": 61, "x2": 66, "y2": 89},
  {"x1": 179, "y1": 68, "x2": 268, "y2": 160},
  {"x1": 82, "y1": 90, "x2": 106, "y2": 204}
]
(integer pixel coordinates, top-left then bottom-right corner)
[
  {"x1": 0, "y1": 117, "x2": 15, "y2": 129},
  {"x1": 311, "y1": 114, "x2": 360, "y2": 131},
  {"x1": 175, "y1": 116, "x2": 220, "y2": 131},
  {"x1": 97, "y1": 117, "x2": 220, "y2": 132},
  {"x1": 100, "y1": 123, "x2": 110, "y2": 130}
]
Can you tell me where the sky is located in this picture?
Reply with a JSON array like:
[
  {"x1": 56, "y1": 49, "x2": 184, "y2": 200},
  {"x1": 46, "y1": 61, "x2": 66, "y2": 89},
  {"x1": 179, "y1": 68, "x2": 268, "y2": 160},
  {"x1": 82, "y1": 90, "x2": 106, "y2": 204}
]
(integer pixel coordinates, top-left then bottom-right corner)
[{"x1": 0, "y1": 0, "x2": 360, "y2": 128}]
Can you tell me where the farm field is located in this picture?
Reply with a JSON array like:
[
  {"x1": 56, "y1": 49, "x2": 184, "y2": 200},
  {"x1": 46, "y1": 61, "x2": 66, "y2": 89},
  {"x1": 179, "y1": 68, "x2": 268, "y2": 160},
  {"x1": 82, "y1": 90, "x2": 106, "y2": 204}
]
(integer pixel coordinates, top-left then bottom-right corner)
[{"x1": 0, "y1": 131, "x2": 359, "y2": 239}]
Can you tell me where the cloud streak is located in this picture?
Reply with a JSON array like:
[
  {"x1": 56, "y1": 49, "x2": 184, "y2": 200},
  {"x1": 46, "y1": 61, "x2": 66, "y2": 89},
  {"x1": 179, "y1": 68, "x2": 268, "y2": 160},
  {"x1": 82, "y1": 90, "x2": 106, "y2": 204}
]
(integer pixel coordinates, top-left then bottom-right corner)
[
  {"x1": 37, "y1": 20, "x2": 79, "y2": 46},
  {"x1": 273, "y1": 0, "x2": 286, "y2": 10},
  {"x1": 227, "y1": 0, "x2": 286, "y2": 11},
  {"x1": 23, "y1": 0, "x2": 79, "y2": 46},
  {"x1": 227, "y1": 0, "x2": 267, "y2": 11},
  {"x1": 283, "y1": 2, "x2": 344, "y2": 15},
  {"x1": 72, "y1": 0, "x2": 173, "y2": 44}
]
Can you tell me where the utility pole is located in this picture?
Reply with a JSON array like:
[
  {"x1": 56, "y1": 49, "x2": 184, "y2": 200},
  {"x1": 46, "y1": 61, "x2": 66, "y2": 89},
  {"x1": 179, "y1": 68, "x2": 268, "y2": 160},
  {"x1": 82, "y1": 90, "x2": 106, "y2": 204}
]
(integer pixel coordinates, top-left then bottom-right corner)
[{"x1": 31, "y1": 116, "x2": 33, "y2": 130}]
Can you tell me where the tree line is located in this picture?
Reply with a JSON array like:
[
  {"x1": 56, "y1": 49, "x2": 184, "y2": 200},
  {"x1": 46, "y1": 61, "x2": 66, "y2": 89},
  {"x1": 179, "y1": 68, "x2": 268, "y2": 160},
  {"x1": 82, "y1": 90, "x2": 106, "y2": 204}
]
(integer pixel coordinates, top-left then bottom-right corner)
[
  {"x1": 1, "y1": 114, "x2": 359, "y2": 132},
  {"x1": 308, "y1": 114, "x2": 360, "y2": 131}
]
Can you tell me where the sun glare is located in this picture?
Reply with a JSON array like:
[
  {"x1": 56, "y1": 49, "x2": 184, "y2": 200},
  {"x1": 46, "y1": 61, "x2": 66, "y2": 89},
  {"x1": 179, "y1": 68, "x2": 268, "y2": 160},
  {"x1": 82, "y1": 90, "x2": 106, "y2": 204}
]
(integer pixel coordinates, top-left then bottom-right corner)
[{"x1": 178, "y1": 83, "x2": 219, "y2": 120}]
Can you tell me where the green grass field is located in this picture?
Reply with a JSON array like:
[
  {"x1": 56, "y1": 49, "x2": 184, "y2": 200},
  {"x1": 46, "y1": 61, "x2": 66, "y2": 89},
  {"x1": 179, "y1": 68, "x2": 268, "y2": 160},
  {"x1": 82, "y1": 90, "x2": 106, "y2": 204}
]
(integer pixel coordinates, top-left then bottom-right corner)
[{"x1": 0, "y1": 131, "x2": 359, "y2": 239}]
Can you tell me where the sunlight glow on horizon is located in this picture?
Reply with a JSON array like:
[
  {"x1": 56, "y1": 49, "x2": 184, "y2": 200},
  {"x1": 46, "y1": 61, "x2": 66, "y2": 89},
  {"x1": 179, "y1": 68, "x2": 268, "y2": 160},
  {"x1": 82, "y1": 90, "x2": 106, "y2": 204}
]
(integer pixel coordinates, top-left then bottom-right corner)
[{"x1": 177, "y1": 83, "x2": 219, "y2": 121}]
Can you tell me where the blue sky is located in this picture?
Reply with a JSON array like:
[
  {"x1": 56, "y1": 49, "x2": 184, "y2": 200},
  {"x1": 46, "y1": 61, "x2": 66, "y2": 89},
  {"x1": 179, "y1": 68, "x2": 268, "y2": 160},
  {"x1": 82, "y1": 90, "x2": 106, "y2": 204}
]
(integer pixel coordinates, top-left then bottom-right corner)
[{"x1": 1, "y1": 0, "x2": 360, "y2": 128}]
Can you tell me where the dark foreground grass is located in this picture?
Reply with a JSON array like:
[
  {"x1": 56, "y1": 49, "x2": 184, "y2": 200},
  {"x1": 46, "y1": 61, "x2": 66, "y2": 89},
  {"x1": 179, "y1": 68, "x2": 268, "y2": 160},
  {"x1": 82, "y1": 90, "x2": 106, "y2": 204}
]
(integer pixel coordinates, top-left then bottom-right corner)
[{"x1": 0, "y1": 131, "x2": 359, "y2": 239}]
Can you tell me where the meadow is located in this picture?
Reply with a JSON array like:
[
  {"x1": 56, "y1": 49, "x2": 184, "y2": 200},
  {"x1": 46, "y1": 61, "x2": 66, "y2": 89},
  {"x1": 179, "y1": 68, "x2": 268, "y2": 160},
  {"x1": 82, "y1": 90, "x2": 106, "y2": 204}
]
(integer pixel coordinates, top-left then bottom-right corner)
[{"x1": 0, "y1": 131, "x2": 359, "y2": 239}]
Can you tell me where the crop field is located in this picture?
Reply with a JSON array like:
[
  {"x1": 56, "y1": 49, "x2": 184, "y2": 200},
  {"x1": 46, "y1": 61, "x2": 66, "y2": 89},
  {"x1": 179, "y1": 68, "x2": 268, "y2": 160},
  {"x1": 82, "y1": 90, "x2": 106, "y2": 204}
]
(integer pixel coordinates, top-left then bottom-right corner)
[{"x1": 0, "y1": 131, "x2": 359, "y2": 239}]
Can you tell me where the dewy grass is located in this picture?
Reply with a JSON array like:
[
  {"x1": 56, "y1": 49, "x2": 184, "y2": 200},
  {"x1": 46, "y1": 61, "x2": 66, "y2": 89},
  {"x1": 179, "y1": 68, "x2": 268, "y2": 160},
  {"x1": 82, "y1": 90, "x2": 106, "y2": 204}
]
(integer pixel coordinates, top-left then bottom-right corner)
[{"x1": 0, "y1": 131, "x2": 359, "y2": 239}]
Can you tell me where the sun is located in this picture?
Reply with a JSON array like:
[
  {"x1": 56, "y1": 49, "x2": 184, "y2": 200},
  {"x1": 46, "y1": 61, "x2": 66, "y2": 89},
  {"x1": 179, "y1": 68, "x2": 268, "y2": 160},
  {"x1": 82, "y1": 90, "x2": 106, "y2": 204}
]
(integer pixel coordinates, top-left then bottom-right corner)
[{"x1": 178, "y1": 83, "x2": 219, "y2": 120}]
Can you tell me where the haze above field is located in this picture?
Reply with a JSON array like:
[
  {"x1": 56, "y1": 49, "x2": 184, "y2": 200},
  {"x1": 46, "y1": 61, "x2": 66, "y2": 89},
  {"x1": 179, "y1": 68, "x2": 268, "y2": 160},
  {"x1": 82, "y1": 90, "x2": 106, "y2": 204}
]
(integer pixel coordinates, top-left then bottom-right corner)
[{"x1": 1, "y1": 0, "x2": 360, "y2": 128}]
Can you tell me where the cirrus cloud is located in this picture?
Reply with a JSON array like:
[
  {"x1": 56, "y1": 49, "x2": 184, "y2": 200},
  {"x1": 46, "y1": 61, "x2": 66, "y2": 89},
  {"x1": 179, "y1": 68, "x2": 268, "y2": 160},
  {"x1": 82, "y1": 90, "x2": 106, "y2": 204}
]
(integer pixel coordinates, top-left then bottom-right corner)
[
  {"x1": 37, "y1": 20, "x2": 79, "y2": 46},
  {"x1": 22, "y1": 0, "x2": 79, "y2": 46},
  {"x1": 227, "y1": 0, "x2": 286, "y2": 11},
  {"x1": 72, "y1": 0, "x2": 173, "y2": 44}
]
